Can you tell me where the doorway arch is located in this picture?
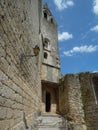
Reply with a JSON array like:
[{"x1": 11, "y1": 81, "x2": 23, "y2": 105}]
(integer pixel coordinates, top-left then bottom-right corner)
[{"x1": 45, "y1": 91, "x2": 51, "y2": 112}]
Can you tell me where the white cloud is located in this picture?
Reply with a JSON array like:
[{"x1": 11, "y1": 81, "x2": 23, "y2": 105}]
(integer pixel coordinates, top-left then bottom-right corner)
[
  {"x1": 63, "y1": 45, "x2": 98, "y2": 56},
  {"x1": 66, "y1": 1, "x2": 74, "y2": 6},
  {"x1": 93, "y1": 0, "x2": 98, "y2": 15},
  {"x1": 92, "y1": 70, "x2": 98, "y2": 73},
  {"x1": 58, "y1": 32, "x2": 73, "y2": 41},
  {"x1": 54, "y1": 0, "x2": 74, "y2": 11},
  {"x1": 90, "y1": 24, "x2": 98, "y2": 32}
]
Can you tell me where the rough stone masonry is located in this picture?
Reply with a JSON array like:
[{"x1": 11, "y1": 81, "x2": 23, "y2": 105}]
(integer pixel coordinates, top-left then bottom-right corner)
[
  {"x1": 0, "y1": 0, "x2": 42, "y2": 129},
  {"x1": 59, "y1": 72, "x2": 98, "y2": 130},
  {"x1": 0, "y1": 0, "x2": 98, "y2": 130}
]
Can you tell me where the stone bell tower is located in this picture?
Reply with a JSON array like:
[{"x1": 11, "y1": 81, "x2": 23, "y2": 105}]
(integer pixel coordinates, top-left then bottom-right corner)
[{"x1": 41, "y1": 4, "x2": 61, "y2": 113}]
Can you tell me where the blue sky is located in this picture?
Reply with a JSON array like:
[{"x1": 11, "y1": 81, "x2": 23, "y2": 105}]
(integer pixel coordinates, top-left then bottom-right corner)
[{"x1": 44, "y1": 0, "x2": 98, "y2": 75}]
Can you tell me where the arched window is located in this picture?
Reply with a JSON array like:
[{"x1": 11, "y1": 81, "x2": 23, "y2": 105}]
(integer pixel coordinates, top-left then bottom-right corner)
[
  {"x1": 43, "y1": 40, "x2": 48, "y2": 48},
  {"x1": 44, "y1": 52, "x2": 48, "y2": 59},
  {"x1": 43, "y1": 38, "x2": 50, "y2": 48}
]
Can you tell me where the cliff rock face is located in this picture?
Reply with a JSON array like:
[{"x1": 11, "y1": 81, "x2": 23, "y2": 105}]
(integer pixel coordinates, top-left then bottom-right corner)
[{"x1": 0, "y1": 0, "x2": 42, "y2": 129}]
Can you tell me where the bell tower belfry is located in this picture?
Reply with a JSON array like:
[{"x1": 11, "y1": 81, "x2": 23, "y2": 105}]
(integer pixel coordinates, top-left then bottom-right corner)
[{"x1": 41, "y1": 4, "x2": 61, "y2": 113}]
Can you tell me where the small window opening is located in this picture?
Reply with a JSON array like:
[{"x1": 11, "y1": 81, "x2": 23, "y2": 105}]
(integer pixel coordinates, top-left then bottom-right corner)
[
  {"x1": 51, "y1": 18, "x2": 53, "y2": 24},
  {"x1": 43, "y1": 40, "x2": 48, "y2": 48},
  {"x1": 44, "y1": 12, "x2": 47, "y2": 19},
  {"x1": 44, "y1": 52, "x2": 48, "y2": 59}
]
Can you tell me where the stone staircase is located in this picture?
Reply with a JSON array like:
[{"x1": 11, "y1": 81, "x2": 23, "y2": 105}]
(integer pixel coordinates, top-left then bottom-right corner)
[{"x1": 36, "y1": 113, "x2": 67, "y2": 130}]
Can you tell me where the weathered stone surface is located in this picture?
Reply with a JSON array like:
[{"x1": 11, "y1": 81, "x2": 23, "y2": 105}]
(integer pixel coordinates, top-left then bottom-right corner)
[
  {"x1": 79, "y1": 72, "x2": 98, "y2": 130},
  {"x1": 59, "y1": 74, "x2": 87, "y2": 130},
  {"x1": 41, "y1": 4, "x2": 61, "y2": 83},
  {"x1": 59, "y1": 72, "x2": 98, "y2": 130},
  {"x1": 0, "y1": 1, "x2": 98, "y2": 130},
  {"x1": 0, "y1": 0, "x2": 42, "y2": 129},
  {"x1": 37, "y1": 114, "x2": 67, "y2": 130}
]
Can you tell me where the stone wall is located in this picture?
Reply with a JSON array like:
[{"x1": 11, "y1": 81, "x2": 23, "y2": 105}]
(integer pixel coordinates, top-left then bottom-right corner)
[
  {"x1": 79, "y1": 72, "x2": 98, "y2": 130},
  {"x1": 59, "y1": 72, "x2": 98, "y2": 130},
  {"x1": 41, "y1": 65, "x2": 60, "y2": 83},
  {"x1": 59, "y1": 74, "x2": 87, "y2": 130},
  {"x1": 41, "y1": 4, "x2": 61, "y2": 83},
  {"x1": 0, "y1": 0, "x2": 42, "y2": 129}
]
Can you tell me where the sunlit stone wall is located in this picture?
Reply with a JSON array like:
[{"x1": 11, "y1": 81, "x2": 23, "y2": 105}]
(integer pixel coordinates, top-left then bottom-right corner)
[{"x1": 0, "y1": 0, "x2": 42, "y2": 129}]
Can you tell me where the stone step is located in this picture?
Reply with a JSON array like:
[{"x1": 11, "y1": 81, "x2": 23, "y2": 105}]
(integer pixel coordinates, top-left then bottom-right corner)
[
  {"x1": 38, "y1": 128, "x2": 61, "y2": 130},
  {"x1": 36, "y1": 114, "x2": 67, "y2": 130}
]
